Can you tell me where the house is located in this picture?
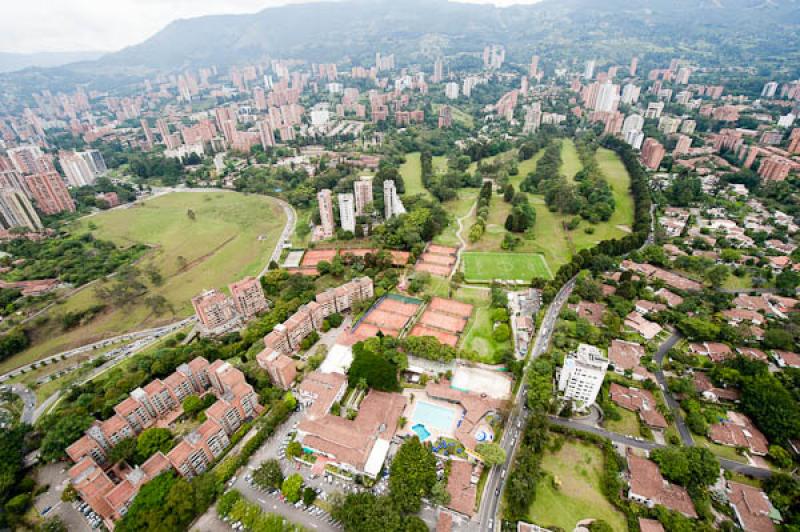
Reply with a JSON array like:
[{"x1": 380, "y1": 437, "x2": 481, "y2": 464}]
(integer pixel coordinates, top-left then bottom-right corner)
[
  {"x1": 624, "y1": 311, "x2": 662, "y2": 340},
  {"x1": 722, "y1": 309, "x2": 764, "y2": 327},
  {"x1": 609, "y1": 383, "x2": 668, "y2": 429},
  {"x1": 608, "y1": 339, "x2": 654, "y2": 382},
  {"x1": 727, "y1": 481, "x2": 780, "y2": 532},
  {"x1": 445, "y1": 460, "x2": 477, "y2": 517},
  {"x1": 709, "y1": 411, "x2": 769, "y2": 455},
  {"x1": 736, "y1": 347, "x2": 768, "y2": 362},
  {"x1": 634, "y1": 300, "x2": 666, "y2": 316},
  {"x1": 773, "y1": 350, "x2": 800, "y2": 369},
  {"x1": 655, "y1": 288, "x2": 684, "y2": 308},
  {"x1": 626, "y1": 450, "x2": 697, "y2": 517},
  {"x1": 568, "y1": 301, "x2": 606, "y2": 326},
  {"x1": 693, "y1": 372, "x2": 740, "y2": 403},
  {"x1": 689, "y1": 342, "x2": 733, "y2": 362},
  {"x1": 638, "y1": 519, "x2": 665, "y2": 532}
]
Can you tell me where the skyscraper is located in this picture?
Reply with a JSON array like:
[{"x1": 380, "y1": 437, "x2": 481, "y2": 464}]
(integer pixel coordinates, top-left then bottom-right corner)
[
  {"x1": 0, "y1": 188, "x2": 42, "y2": 230},
  {"x1": 445, "y1": 82, "x2": 459, "y2": 100},
  {"x1": 761, "y1": 82, "x2": 778, "y2": 98},
  {"x1": 595, "y1": 82, "x2": 620, "y2": 113},
  {"x1": 383, "y1": 180, "x2": 405, "y2": 220},
  {"x1": 24, "y1": 171, "x2": 75, "y2": 215},
  {"x1": 641, "y1": 138, "x2": 666, "y2": 170},
  {"x1": 529, "y1": 55, "x2": 540, "y2": 78},
  {"x1": 317, "y1": 189, "x2": 335, "y2": 238},
  {"x1": 432, "y1": 58, "x2": 444, "y2": 83},
  {"x1": 558, "y1": 344, "x2": 608, "y2": 411},
  {"x1": 629, "y1": 56, "x2": 638, "y2": 77},
  {"x1": 354, "y1": 177, "x2": 373, "y2": 216},
  {"x1": 584, "y1": 60, "x2": 596, "y2": 80},
  {"x1": 621, "y1": 83, "x2": 641, "y2": 105},
  {"x1": 338, "y1": 193, "x2": 356, "y2": 233}
]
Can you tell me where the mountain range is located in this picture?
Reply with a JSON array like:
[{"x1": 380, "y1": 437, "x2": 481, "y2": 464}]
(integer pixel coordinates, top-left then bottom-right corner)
[
  {"x1": 2, "y1": 0, "x2": 800, "y2": 90},
  {"x1": 0, "y1": 51, "x2": 105, "y2": 74}
]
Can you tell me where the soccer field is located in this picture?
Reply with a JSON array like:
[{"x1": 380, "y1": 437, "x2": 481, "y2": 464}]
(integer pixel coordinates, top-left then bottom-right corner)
[{"x1": 462, "y1": 252, "x2": 552, "y2": 282}]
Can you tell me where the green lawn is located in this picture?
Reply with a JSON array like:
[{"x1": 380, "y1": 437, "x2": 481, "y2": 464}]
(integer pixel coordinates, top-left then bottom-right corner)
[
  {"x1": 1, "y1": 192, "x2": 286, "y2": 373},
  {"x1": 462, "y1": 252, "x2": 552, "y2": 282},
  {"x1": 461, "y1": 306, "x2": 509, "y2": 364},
  {"x1": 434, "y1": 189, "x2": 478, "y2": 247},
  {"x1": 694, "y1": 435, "x2": 749, "y2": 464},
  {"x1": 561, "y1": 139, "x2": 583, "y2": 183},
  {"x1": 528, "y1": 440, "x2": 627, "y2": 532},
  {"x1": 604, "y1": 407, "x2": 643, "y2": 439},
  {"x1": 399, "y1": 152, "x2": 433, "y2": 199}
]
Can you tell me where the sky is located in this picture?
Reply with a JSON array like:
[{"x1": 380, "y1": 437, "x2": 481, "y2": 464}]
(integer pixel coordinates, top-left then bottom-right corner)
[{"x1": 0, "y1": 0, "x2": 542, "y2": 54}]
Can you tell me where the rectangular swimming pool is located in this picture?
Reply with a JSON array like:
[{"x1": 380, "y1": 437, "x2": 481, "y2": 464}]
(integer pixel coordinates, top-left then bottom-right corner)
[{"x1": 412, "y1": 401, "x2": 457, "y2": 433}]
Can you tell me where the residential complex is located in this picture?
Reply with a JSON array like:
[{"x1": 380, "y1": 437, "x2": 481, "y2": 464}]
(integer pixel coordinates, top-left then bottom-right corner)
[
  {"x1": 192, "y1": 276, "x2": 269, "y2": 335},
  {"x1": 557, "y1": 343, "x2": 608, "y2": 410}
]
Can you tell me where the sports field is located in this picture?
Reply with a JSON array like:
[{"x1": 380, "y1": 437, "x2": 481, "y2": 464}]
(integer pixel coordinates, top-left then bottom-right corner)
[
  {"x1": 0, "y1": 191, "x2": 286, "y2": 372},
  {"x1": 462, "y1": 251, "x2": 552, "y2": 282}
]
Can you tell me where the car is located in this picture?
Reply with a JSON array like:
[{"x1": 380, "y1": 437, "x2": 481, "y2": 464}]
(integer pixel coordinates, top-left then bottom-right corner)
[{"x1": 495, "y1": 488, "x2": 501, "y2": 497}]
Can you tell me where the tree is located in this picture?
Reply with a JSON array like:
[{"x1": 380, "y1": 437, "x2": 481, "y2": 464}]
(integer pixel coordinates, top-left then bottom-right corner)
[
  {"x1": 768, "y1": 445, "x2": 793, "y2": 470},
  {"x1": 348, "y1": 339, "x2": 400, "y2": 391},
  {"x1": 281, "y1": 473, "x2": 303, "y2": 503},
  {"x1": 286, "y1": 440, "x2": 303, "y2": 459},
  {"x1": 741, "y1": 375, "x2": 800, "y2": 444},
  {"x1": 109, "y1": 437, "x2": 137, "y2": 464},
  {"x1": 706, "y1": 265, "x2": 729, "y2": 288},
  {"x1": 475, "y1": 442, "x2": 506, "y2": 466},
  {"x1": 389, "y1": 437, "x2": 437, "y2": 514},
  {"x1": 182, "y1": 395, "x2": 204, "y2": 418},
  {"x1": 332, "y1": 493, "x2": 402, "y2": 532},
  {"x1": 253, "y1": 459, "x2": 283, "y2": 490},
  {"x1": 40, "y1": 414, "x2": 94, "y2": 461},
  {"x1": 650, "y1": 447, "x2": 719, "y2": 489},
  {"x1": 503, "y1": 183, "x2": 515, "y2": 202},
  {"x1": 136, "y1": 428, "x2": 175, "y2": 463},
  {"x1": 430, "y1": 480, "x2": 451, "y2": 505},
  {"x1": 493, "y1": 323, "x2": 510, "y2": 342},
  {"x1": 303, "y1": 486, "x2": 317, "y2": 505},
  {"x1": 776, "y1": 270, "x2": 800, "y2": 295}
]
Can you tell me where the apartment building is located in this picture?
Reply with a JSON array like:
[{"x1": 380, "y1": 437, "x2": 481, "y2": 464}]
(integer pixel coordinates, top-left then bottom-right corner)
[
  {"x1": 229, "y1": 276, "x2": 269, "y2": 318},
  {"x1": 24, "y1": 171, "x2": 75, "y2": 215},
  {"x1": 557, "y1": 343, "x2": 608, "y2": 410},
  {"x1": 0, "y1": 188, "x2": 42, "y2": 230}
]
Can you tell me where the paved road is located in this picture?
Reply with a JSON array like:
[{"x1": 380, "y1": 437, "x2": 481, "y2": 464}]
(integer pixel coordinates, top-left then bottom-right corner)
[
  {"x1": 478, "y1": 278, "x2": 576, "y2": 531},
  {"x1": 2, "y1": 383, "x2": 36, "y2": 424},
  {"x1": 260, "y1": 198, "x2": 296, "y2": 278},
  {"x1": 547, "y1": 417, "x2": 772, "y2": 479},
  {"x1": 651, "y1": 332, "x2": 694, "y2": 446}
]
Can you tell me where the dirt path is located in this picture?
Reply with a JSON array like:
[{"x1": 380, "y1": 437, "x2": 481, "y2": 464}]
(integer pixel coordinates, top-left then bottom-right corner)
[{"x1": 451, "y1": 198, "x2": 478, "y2": 279}]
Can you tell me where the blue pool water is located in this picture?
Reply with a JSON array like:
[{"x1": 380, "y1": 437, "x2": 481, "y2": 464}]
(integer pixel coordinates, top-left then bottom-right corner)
[
  {"x1": 412, "y1": 401, "x2": 457, "y2": 433},
  {"x1": 411, "y1": 423, "x2": 431, "y2": 441}
]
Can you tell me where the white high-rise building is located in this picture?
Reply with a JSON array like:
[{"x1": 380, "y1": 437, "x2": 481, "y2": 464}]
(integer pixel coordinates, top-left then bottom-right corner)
[
  {"x1": 595, "y1": 82, "x2": 620, "y2": 113},
  {"x1": 354, "y1": 177, "x2": 373, "y2": 216},
  {"x1": 558, "y1": 344, "x2": 608, "y2": 411},
  {"x1": 778, "y1": 113, "x2": 796, "y2": 128},
  {"x1": 383, "y1": 180, "x2": 405, "y2": 220},
  {"x1": 0, "y1": 188, "x2": 42, "y2": 230},
  {"x1": 621, "y1": 83, "x2": 641, "y2": 105},
  {"x1": 445, "y1": 82, "x2": 460, "y2": 100},
  {"x1": 338, "y1": 193, "x2": 356, "y2": 233},
  {"x1": 624, "y1": 130, "x2": 645, "y2": 150},
  {"x1": 583, "y1": 60, "x2": 596, "y2": 80},
  {"x1": 681, "y1": 120, "x2": 697, "y2": 135},
  {"x1": 658, "y1": 116, "x2": 681, "y2": 135},
  {"x1": 59, "y1": 150, "x2": 107, "y2": 188},
  {"x1": 645, "y1": 102, "x2": 665, "y2": 119},
  {"x1": 622, "y1": 114, "x2": 644, "y2": 135},
  {"x1": 761, "y1": 81, "x2": 778, "y2": 99},
  {"x1": 317, "y1": 189, "x2": 335, "y2": 238}
]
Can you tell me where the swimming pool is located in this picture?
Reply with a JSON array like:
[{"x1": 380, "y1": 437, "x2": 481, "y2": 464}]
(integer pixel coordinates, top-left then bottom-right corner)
[
  {"x1": 411, "y1": 424, "x2": 431, "y2": 441},
  {"x1": 412, "y1": 401, "x2": 457, "y2": 433}
]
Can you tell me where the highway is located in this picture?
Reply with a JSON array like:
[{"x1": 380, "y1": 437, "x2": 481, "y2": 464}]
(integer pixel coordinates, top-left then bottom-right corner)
[{"x1": 477, "y1": 277, "x2": 576, "y2": 531}]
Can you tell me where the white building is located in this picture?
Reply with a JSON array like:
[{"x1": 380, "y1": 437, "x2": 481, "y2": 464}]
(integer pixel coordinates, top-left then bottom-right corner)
[
  {"x1": 354, "y1": 176, "x2": 373, "y2": 216},
  {"x1": 445, "y1": 82, "x2": 460, "y2": 100},
  {"x1": 645, "y1": 102, "x2": 665, "y2": 119},
  {"x1": 338, "y1": 193, "x2": 356, "y2": 233},
  {"x1": 558, "y1": 344, "x2": 608, "y2": 411},
  {"x1": 0, "y1": 188, "x2": 42, "y2": 230},
  {"x1": 778, "y1": 113, "x2": 796, "y2": 128},
  {"x1": 761, "y1": 81, "x2": 778, "y2": 98},
  {"x1": 621, "y1": 83, "x2": 641, "y2": 105},
  {"x1": 595, "y1": 82, "x2": 620, "y2": 113},
  {"x1": 383, "y1": 180, "x2": 405, "y2": 220},
  {"x1": 624, "y1": 130, "x2": 645, "y2": 150},
  {"x1": 658, "y1": 116, "x2": 681, "y2": 135},
  {"x1": 583, "y1": 59, "x2": 596, "y2": 80},
  {"x1": 622, "y1": 114, "x2": 644, "y2": 135}
]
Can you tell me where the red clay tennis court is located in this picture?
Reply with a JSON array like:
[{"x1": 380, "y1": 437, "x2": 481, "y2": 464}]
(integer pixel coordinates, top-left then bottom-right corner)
[
  {"x1": 419, "y1": 252, "x2": 456, "y2": 266},
  {"x1": 409, "y1": 325, "x2": 459, "y2": 346},
  {"x1": 418, "y1": 310, "x2": 468, "y2": 334},
  {"x1": 427, "y1": 244, "x2": 458, "y2": 256},
  {"x1": 365, "y1": 309, "x2": 411, "y2": 330},
  {"x1": 428, "y1": 297, "x2": 473, "y2": 318},
  {"x1": 376, "y1": 298, "x2": 420, "y2": 317},
  {"x1": 415, "y1": 262, "x2": 453, "y2": 276},
  {"x1": 301, "y1": 249, "x2": 337, "y2": 266}
]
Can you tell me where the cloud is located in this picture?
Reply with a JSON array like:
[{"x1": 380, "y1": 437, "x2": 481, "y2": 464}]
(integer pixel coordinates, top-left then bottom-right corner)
[{"x1": 0, "y1": 0, "x2": 542, "y2": 54}]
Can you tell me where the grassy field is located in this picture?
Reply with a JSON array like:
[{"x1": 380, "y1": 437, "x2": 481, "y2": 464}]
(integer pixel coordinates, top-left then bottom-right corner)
[
  {"x1": 561, "y1": 139, "x2": 582, "y2": 183},
  {"x1": 432, "y1": 103, "x2": 474, "y2": 128},
  {"x1": 434, "y1": 189, "x2": 478, "y2": 247},
  {"x1": 1, "y1": 192, "x2": 286, "y2": 373},
  {"x1": 528, "y1": 440, "x2": 627, "y2": 532},
  {"x1": 694, "y1": 435, "x2": 749, "y2": 464},
  {"x1": 399, "y1": 153, "x2": 433, "y2": 199},
  {"x1": 462, "y1": 252, "x2": 552, "y2": 282},
  {"x1": 604, "y1": 407, "x2": 643, "y2": 439},
  {"x1": 461, "y1": 306, "x2": 510, "y2": 364}
]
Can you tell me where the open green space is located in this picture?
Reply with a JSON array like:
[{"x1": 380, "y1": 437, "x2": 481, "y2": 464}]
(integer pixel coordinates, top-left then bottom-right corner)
[
  {"x1": 432, "y1": 103, "x2": 475, "y2": 128},
  {"x1": 461, "y1": 306, "x2": 510, "y2": 364},
  {"x1": 462, "y1": 252, "x2": 552, "y2": 283},
  {"x1": 399, "y1": 152, "x2": 433, "y2": 199},
  {"x1": 561, "y1": 138, "x2": 582, "y2": 183},
  {"x1": 528, "y1": 440, "x2": 627, "y2": 532},
  {"x1": 694, "y1": 435, "x2": 749, "y2": 464},
  {"x1": 603, "y1": 407, "x2": 643, "y2": 439},
  {"x1": 1, "y1": 192, "x2": 285, "y2": 373},
  {"x1": 433, "y1": 189, "x2": 478, "y2": 247}
]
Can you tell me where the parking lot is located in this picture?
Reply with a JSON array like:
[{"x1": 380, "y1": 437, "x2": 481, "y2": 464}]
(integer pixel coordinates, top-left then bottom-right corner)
[{"x1": 34, "y1": 463, "x2": 92, "y2": 531}]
